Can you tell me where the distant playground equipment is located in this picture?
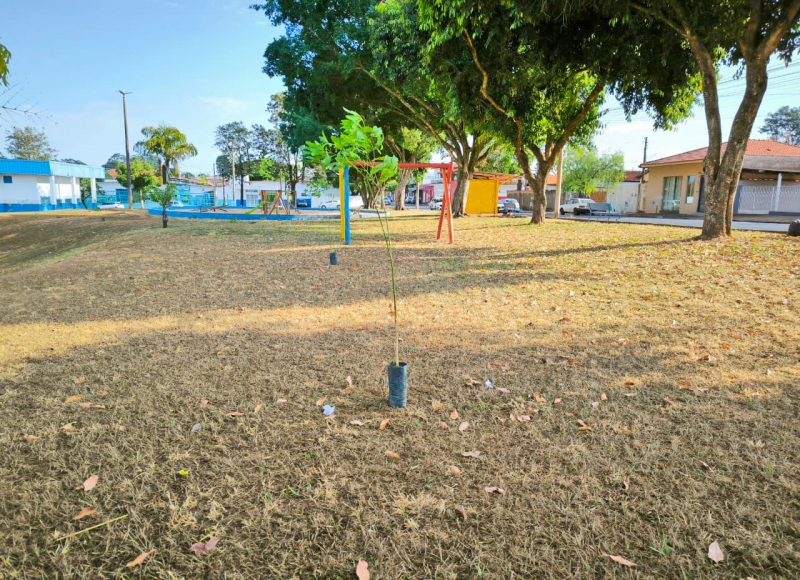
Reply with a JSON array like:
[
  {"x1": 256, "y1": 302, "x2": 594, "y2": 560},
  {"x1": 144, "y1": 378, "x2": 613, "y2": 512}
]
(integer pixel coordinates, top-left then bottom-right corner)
[
  {"x1": 244, "y1": 190, "x2": 298, "y2": 215},
  {"x1": 339, "y1": 162, "x2": 456, "y2": 246}
]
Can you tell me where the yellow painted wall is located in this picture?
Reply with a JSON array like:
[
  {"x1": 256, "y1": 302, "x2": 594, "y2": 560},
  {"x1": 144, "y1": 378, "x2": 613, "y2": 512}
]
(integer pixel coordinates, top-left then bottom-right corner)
[
  {"x1": 641, "y1": 162, "x2": 703, "y2": 214},
  {"x1": 465, "y1": 179, "x2": 499, "y2": 214}
]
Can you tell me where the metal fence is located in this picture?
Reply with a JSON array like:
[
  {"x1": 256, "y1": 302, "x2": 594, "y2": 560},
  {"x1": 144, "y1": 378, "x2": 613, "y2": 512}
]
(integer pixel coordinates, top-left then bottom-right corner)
[{"x1": 737, "y1": 184, "x2": 800, "y2": 214}]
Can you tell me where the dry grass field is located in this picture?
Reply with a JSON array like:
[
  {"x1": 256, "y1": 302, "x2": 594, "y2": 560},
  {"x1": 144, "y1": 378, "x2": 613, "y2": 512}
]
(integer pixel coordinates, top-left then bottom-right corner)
[{"x1": 1, "y1": 211, "x2": 798, "y2": 579}]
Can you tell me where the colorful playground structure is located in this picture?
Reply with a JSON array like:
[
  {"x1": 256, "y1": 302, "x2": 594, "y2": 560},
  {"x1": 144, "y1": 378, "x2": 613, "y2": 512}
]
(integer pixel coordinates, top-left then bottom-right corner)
[
  {"x1": 244, "y1": 190, "x2": 298, "y2": 215},
  {"x1": 339, "y1": 162, "x2": 456, "y2": 245}
]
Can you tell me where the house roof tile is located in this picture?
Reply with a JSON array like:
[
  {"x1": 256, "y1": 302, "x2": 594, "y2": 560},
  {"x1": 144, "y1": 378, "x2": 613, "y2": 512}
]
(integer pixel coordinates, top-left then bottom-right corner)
[{"x1": 642, "y1": 140, "x2": 800, "y2": 167}]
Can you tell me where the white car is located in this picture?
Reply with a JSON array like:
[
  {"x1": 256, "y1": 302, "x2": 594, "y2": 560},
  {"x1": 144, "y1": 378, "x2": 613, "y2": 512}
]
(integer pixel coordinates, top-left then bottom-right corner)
[
  {"x1": 321, "y1": 195, "x2": 365, "y2": 210},
  {"x1": 98, "y1": 201, "x2": 124, "y2": 210},
  {"x1": 559, "y1": 198, "x2": 594, "y2": 215},
  {"x1": 429, "y1": 198, "x2": 443, "y2": 210}
]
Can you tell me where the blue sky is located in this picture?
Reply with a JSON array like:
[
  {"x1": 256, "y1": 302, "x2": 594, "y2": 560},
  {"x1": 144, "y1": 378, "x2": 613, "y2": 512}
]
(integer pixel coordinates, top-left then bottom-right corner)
[{"x1": 1, "y1": 1, "x2": 798, "y2": 173}]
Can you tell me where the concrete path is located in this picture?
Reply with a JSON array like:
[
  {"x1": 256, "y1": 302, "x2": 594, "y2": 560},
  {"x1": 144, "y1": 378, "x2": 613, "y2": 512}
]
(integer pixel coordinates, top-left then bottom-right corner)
[{"x1": 539, "y1": 213, "x2": 792, "y2": 233}]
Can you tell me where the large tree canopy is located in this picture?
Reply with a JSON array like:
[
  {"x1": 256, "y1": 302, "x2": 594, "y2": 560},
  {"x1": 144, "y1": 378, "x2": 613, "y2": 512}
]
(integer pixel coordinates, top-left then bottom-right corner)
[
  {"x1": 562, "y1": 147, "x2": 625, "y2": 196},
  {"x1": 420, "y1": 0, "x2": 699, "y2": 222},
  {"x1": 253, "y1": 0, "x2": 495, "y2": 215}
]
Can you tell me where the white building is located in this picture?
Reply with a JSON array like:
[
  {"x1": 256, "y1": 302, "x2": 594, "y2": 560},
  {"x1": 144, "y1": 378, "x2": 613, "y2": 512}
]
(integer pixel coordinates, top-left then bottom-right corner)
[
  {"x1": 216, "y1": 177, "x2": 338, "y2": 208},
  {"x1": 605, "y1": 171, "x2": 644, "y2": 214},
  {"x1": 0, "y1": 160, "x2": 105, "y2": 212}
]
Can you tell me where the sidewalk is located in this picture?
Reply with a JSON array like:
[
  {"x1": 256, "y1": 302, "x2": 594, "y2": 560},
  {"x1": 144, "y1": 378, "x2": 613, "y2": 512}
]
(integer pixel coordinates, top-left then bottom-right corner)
[{"x1": 564, "y1": 214, "x2": 790, "y2": 233}]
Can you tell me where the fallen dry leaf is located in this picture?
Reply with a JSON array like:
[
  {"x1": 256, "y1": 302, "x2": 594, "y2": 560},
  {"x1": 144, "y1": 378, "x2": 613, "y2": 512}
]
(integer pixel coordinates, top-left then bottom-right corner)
[
  {"x1": 601, "y1": 393, "x2": 608, "y2": 401},
  {"x1": 577, "y1": 420, "x2": 592, "y2": 431},
  {"x1": 591, "y1": 401, "x2": 600, "y2": 410},
  {"x1": 385, "y1": 451, "x2": 401, "y2": 460},
  {"x1": 315, "y1": 396, "x2": 326, "y2": 406},
  {"x1": 605, "y1": 554, "x2": 636, "y2": 567},
  {"x1": 461, "y1": 450, "x2": 481, "y2": 458},
  {"x1": 191, "y1": 536, "x2": 220, "y2": 554},
  {"x1": 379, "y1": 418, "x2": 390, "y2": 430},
  {"x1": 276, "y1": 398, "x2": 287, "y2": 404},
  {"x1": 253, "y1": 402, "x2": 263, "y2": 414},
  {"x1": 464, "y1": 377, "x2": 481, "y2": 387},
  {"x1": 496, "y1": 387, "x2": 510, "y2": 394},
  {"x1": 61, "y1": 422, "x2": 76, "y2": 433},
  {"x1": 440, "y1": 421, "x2": 449, "y2": 429},
  {"x1": 449, "y1": 465, "x2": 462, "y2": 477},
  {"x1": 65, "y1": 395, "x2": 82, "y2": 404},
  {"x1": 346, "y1": 376, "x2": 353, "y2": 389},
  {"x1": 199, "y1": 399, "x2": 209, "y2": 408},
  {"x1": 622, "y1": 476, "x2": 630, "y2": 490},
  {"x1": 518, "y1": 415, "x2": 531, "y2": 422},
  {"x1": 226, "y1": 412, "x2": 244, "y2": 417},
  {"x1": 458, "y1": 421, "x2": 469, "y2": 432},
  {"x1": 708, "y1": 541, "x2": 724, "y2": 563},
  {"x1": 350, "y1": 420, "x2": 366, "y2": 426},
  {"x1": 699, "y1": 353, "x2": 713, "y2": 362},
  {"x1": 534, "y1": 394, "x2": 546, "y2": 404},
  {"x1": 553, "y1": 398, "x2": 562, "y2": 404},
  {"x1": 663, "y1": 396, "x2": 673, "y2": 405},
  {"x1": 356, "y1": 560, "x2": 370, "y2": 580},
  {"x1": 450, "y1": 410, "x2": 459, "y2": 420},
  {"x1": 701, "y1": 461, "x2": 713, "y2": 471},
  {"x1": 82, "y1": 475, "x2": 99, "y2": 492},
  {"x1": 99, "y1": 390, "x2": 108, "y2": 396},
  {"x1": 23, "y1": 434, "x2": 37, "y2": 441},
  {"x1": 454, "y1": 505, "x2": 467, "y2": 520},
  {"x1": 484, "y1": 486, "x2": 505, "y2": 494},
  {"x1": 623, "y1": 381, "x2": 635, "y2": 387},
  {"x1": 126, "y1": 549, "x2": 156, "y2": 568},
  {"x1": 73, "y1": 507, "x2": 97, "y2": 520}
]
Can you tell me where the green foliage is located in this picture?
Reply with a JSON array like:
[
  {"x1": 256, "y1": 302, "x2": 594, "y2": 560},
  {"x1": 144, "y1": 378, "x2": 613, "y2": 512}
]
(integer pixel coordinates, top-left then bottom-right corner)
[
  {"x1": 0, "y1": 42, "x2": 10, "y2": 87},
  {"x1": 760, "y1": 106, "x2": 800, "y2": 145},
  {"x1": 115, "y1": 158, "x2": 160, "y2": 195},
  {"x1": 477, "y1": 148, "x2": 522, "y2": 175},
  {"x1": 147, "y1": 184, "x2": 177, "y2": 209},
  {"x1": 562, "y1": 147, "x2": 625, "y2": 195},
  {"x1": 135, "y1": 125, "x2": 197, "y2": 183},
  {"x1": 305, "y1": 109, "x2": 398, "y2": 184},
  {"x1": 304, "y1": 174, "x2": 331, "y2": 198},
  {"x1": 78, "y1": 178, "x2": 92, "y2": 209},
  {"x1": 4, "y1": 126, "x2": 57, "y2": 160}
]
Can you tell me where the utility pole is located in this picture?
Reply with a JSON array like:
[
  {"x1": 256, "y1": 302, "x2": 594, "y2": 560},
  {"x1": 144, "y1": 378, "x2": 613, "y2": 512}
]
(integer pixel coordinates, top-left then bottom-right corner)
[
  {"x1": 637, "y1": 137, "x2": 648, "y2": 212},
  {"x1": 119, "y1": 91, "x2": 133, "y2": 210},
  {"x1": 553, "y1": 146, "x2": 564, "y2": 219},
  {"x1": 230, "y1": 146, "x2": 236, "y2": 207}
]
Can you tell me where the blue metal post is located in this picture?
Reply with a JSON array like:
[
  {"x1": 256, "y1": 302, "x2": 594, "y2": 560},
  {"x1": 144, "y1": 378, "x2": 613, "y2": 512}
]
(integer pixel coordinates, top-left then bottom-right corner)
[{"x1": 344, "y1": 166, "x2": 351, "y2": 245}]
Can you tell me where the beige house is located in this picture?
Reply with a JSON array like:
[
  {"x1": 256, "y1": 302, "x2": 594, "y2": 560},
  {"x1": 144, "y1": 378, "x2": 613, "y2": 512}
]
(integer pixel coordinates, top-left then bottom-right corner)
[{"x1": 640, "y1": 140, "x2": 800, "y2": 215}]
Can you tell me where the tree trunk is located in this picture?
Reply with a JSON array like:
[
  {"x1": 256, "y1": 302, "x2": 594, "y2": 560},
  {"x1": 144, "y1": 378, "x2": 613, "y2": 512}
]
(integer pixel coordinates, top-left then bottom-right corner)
[
  {"x1": 394, "y1": 169, "x2": 411, "y2": 210},
  {"x1": 163, "y1": 161, "x2": 170, "y2": 184},
  {"x1": 162, "y1": 206, "x2": 168, "y2": 228},
  {"x1": 451, "y1": 164, "x2": 470, "y2": 217},
  {"x1": 700, "y1": 60, "x2": 769, "y2": 240},
  {"x1": 529, "y1": 174, "x2": 547, "y2": 224}
]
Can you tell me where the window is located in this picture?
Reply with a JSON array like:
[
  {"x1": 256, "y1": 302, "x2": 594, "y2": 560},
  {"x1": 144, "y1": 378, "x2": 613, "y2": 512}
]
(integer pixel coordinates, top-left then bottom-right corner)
[
  {"x1": 662, "y1": 176, "x2": 683, "y2": 213},
  {"x1": 2, "y1": 176, "x2": 11, "y2": 184},
  {"x1": 685, "y1": 175, "x2": 697, "y2": 204}
]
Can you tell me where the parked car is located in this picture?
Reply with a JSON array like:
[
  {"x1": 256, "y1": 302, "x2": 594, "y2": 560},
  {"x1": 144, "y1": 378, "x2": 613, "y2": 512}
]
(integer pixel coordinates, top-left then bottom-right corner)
[
  {"x1": 98, "y1": 201, "x2": 124, "y2": 210},
  {"x1": 321, "y1": 195, "x2": 365, "y2": 210},
  {"x1": 429, "y1": 198, "x2": 443, "y2": 210},
  {"x1": 384, "y1": 195, "x2": 393, "y2": 206},
  {"x1": 405, "y1": 195, "x2": 416, "y2": 204},
  {"x1": 498, "y1": 198, "x2": 521, "y2": 214},
  {"x1": 559, "y1": 198, "x2": 594, "y2": 215}
]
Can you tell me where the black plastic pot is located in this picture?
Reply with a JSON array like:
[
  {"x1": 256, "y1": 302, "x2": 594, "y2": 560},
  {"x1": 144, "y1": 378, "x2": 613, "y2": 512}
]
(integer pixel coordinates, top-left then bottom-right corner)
[{"x1": 387, "y1": 362, "x2": 408, "y2": 408}]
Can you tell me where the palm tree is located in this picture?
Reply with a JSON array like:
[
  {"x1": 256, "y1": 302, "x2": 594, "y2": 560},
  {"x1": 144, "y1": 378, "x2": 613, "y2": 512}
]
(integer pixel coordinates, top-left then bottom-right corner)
[{"x1": 135, "y1": 125, "x2": 198, "y2": 184}]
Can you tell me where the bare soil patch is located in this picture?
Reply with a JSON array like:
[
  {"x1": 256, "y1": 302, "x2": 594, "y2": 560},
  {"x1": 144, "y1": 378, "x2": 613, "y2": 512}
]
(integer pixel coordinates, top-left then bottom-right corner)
[{"x1": 1, "y1": 213, "x2": 798, "y2": 578}]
